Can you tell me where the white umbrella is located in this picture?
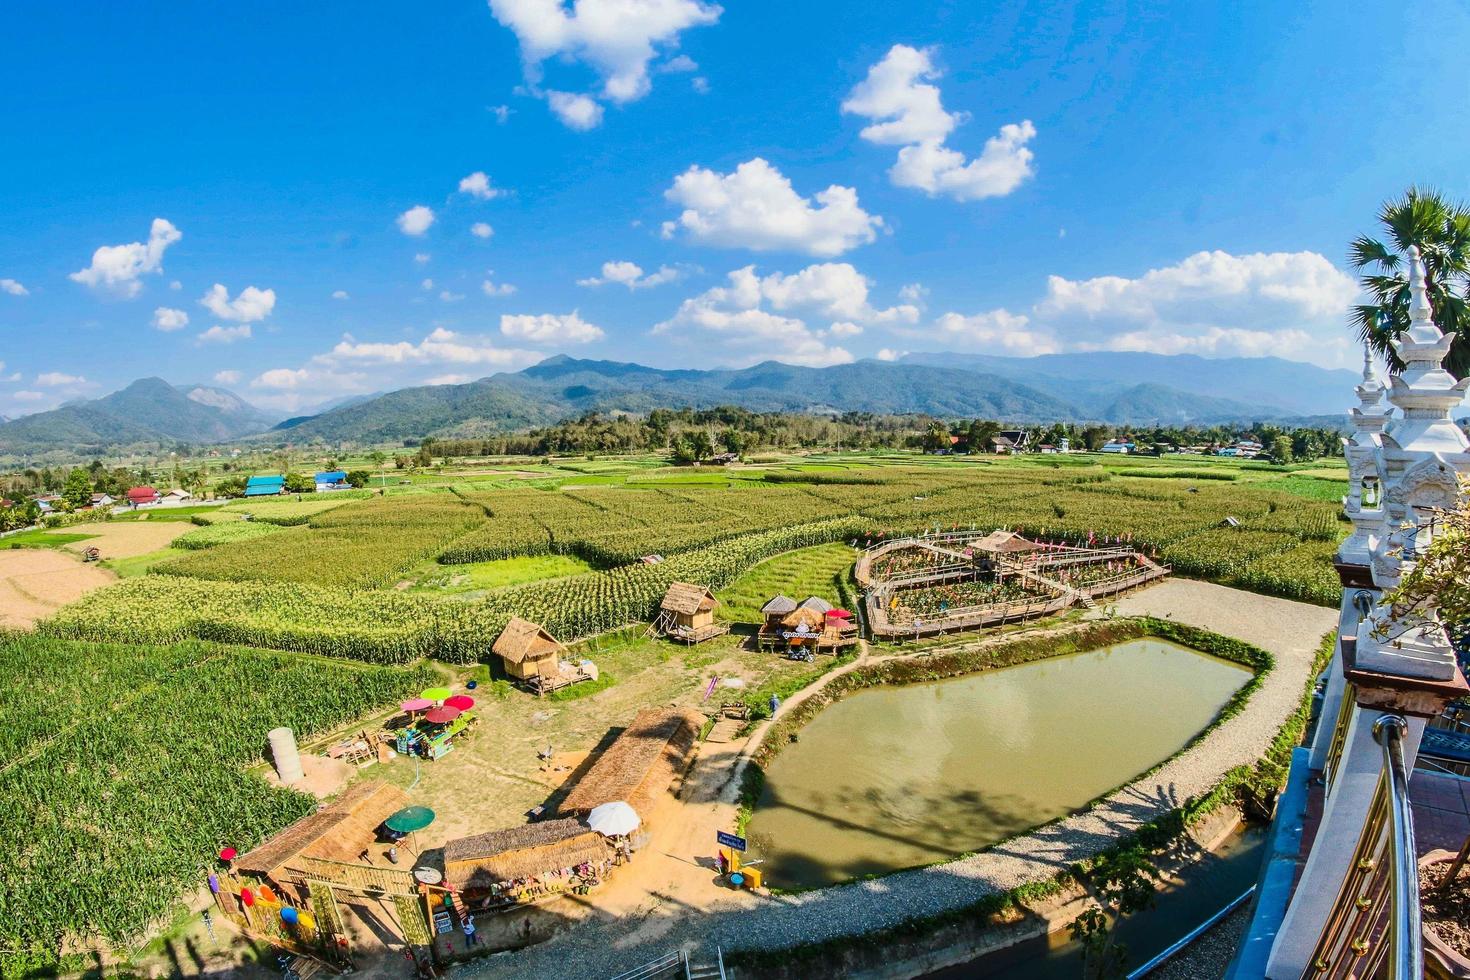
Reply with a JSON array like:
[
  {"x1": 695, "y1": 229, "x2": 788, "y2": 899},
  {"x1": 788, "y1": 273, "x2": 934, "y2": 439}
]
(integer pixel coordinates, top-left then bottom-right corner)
[{"x1": 586, "y1": 801, "x2": 641, "y2": 837}]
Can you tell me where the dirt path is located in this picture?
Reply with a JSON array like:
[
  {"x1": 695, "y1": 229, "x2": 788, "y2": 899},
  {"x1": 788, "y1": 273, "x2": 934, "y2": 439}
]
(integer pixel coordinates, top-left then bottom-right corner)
[
  {"x1": 0, "y1": 549, "x2": 115, "y2": 629},
  {"x1": 458, "y1": 582, "x2": 1337, "y2": 979}
]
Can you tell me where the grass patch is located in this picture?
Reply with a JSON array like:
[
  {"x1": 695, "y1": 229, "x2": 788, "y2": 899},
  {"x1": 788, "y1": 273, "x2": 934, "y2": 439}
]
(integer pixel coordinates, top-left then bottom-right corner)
[
  {"x1": 4, "y1": 529, "x2": 96, "y2": 549},
  {"x1": 717, "y1": 541, "x2": 859, "y2": 623},
  {"x1": 414, "y1": 553, "x2": 595, "y2": 592},
  {"x1": 102, "y1": 550, "x2": 183, "y2": 579},
  {"x1": 545, "y1": 673, "x2": 617, "y2": 701}
]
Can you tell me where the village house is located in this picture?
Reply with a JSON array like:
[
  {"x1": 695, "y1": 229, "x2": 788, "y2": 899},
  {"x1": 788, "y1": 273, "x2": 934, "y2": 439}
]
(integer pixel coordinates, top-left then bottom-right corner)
[
  {"x1": 314, "y1": 470, "x2": 349, "y2": 491},
  {"x1": 244, "y1": 474, "x2": 286, "y2": 497},
  {"x1": 126, "y1": 485, "x2": 160, "y2": 507}
]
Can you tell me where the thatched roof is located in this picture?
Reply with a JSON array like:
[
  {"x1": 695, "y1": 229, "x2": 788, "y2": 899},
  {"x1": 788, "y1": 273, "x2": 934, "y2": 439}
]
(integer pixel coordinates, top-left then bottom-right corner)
[
  {"x1": 781, "y1": 606, "x2": 827, "y2": 630},
  {"x1": 760, "y1": 594, "x2": 798, "y2": 616},
  {"x1": 797, "y1": 595, "x2": 833, "y2": 613},
  {"x1": 443, "y1": 818, "x2": 611, "y2": 886},
  {"x1": 238, "y1": 780, "x2": 408, "y2": 877},
  {"x1": 661, "y1": 582, "x2": 717, "y2": 616},
  {"x1": 972, "y1": 530, "x2": 1040, "y2": 554},
  {"x1": 493, "y1": 616, "x2": 564, "y2": 664},
  {"x1": 560, "y1": 708, "x2": 702, "y2": 818}
]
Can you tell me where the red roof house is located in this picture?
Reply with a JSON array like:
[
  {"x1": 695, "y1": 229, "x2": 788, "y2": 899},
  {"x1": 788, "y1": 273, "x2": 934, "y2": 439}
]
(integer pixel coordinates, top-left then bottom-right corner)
[{"x1": 126, "y1": 486, "x2": 160, "y2": 506}]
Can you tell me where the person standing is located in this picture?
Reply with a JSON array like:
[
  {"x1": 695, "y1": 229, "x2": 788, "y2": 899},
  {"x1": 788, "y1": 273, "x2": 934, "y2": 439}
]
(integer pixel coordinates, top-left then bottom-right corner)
[{"x1": 462, "y1": 915, "x2": 479, "y2": 948}]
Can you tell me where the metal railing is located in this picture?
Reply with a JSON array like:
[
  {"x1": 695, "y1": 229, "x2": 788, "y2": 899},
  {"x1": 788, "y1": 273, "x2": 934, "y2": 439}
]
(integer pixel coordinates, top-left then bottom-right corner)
[
  {"x1": 1323, "y1": 681, "x2": 1356, "y2": 791},
  {"x1": 607, "y1": 950, "x2": 685, "y2": 980},
  {"x1": 1301, "y1": 713, "x2": 1421, "y2": 979}
]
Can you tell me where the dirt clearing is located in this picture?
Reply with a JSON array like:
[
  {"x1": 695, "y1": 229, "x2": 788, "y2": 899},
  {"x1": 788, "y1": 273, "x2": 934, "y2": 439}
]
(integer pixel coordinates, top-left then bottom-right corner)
[
  {"x1": 0, "y1": 549, "x2": 115, "y2": 628},
  {"x1": 54, "y1": 520, "x2": 191, "y2": 559}
]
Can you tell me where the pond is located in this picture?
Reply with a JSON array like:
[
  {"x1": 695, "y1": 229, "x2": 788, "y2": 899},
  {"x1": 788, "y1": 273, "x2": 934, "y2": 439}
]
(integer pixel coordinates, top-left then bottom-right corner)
[{"x1": 745, "y1": 638, "x2": 1252, "y2": 888}]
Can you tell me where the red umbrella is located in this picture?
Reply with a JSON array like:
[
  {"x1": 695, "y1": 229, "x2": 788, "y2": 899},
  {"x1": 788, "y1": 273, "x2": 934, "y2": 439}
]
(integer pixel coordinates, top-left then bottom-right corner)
[
  {"x1": 826, "y1": 609, "x2": 853, "y2": 620},
  {"x1": 240, "y1": 888, "x2": 255, "y2": 908},
  {"x1": 424, "y1": 706, "x2": 462, "y2": 724},
  {"x1": 400, "y1": 698, "x2": 432, "y2": 712},
  {"x1": 444, "y1": 695, "x2": 475, "y2": 710},
  {"x1": 218, "y1": 847, "x2": 237, "y2": 862}
]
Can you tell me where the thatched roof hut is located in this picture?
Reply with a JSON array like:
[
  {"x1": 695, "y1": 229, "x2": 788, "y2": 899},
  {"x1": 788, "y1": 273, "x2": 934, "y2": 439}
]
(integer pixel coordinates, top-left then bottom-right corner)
[
  {"x1": 660, "y1": 582, "x2": 717, "y2": 617},
  {"x1": 972, "y1": 530, "x2": 1040, "y2": 554},
  {"x1": 759, "y1": 594, "x2": 798, "y2": 617},
  {"x1": 780, "y1": 606, "x2": 827, "y2": 630},
  {"x1": 443, "y1": 819, "x2": 610, "y2": 892},
  {"x1": 559, "y1": 708, "x2": 703, "y2": 824},
  {"x1": 492, "y1": 617, "x2": 565, "y2": 681},
  {"x1": 797, "y1": 595, "x2": 833, "y2": 613},
  {"x1": 237, "y1": 780, "x2": 408, "y2": 880}
]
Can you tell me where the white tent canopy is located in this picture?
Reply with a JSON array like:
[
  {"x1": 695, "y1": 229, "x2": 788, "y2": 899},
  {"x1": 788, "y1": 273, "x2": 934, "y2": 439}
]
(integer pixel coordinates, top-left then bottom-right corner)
[{"x1": 586, "y1": 801, "x2": 641, "y2": 838}]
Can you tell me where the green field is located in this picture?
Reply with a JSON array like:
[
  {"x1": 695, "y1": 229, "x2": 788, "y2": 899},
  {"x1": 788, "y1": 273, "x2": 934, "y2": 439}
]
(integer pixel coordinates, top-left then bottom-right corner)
[
  {"x1": 0, "y1": 634, "x2": 429, "y2": 973},
  {"x1": 717, "y1": 542, "x2": 860, "y2": 623},
  {"x1": 409, "y1": 552, "x2": 596, "y2": 592}
]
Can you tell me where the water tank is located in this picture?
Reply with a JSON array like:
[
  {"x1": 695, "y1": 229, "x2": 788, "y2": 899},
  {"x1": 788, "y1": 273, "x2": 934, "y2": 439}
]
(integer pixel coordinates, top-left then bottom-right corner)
[{"x1": 268, "y1": 727, "x2": 305, "y2": 785}]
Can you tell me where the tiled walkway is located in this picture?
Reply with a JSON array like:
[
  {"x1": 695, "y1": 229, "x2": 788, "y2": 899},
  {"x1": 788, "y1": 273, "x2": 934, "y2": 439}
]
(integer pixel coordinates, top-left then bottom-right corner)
[{"x1": 1411, "y1": 769, "x2": 1470, "y2": 857}]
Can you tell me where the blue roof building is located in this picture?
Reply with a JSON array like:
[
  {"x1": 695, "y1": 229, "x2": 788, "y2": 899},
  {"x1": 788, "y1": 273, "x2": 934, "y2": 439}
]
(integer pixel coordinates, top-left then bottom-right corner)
[
  {"x1": 314, "y1": 470, "x2": 348, "y2": 490},
  {"x1": 244, "y1": 475, "x2": 285, "y2": 497}
]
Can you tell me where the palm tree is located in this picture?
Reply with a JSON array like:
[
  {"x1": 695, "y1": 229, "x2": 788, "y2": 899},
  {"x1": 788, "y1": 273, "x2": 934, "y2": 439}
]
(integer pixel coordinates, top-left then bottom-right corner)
[{"x1": 1350, "y1": 186, "x2": 1470, "y2": 380}]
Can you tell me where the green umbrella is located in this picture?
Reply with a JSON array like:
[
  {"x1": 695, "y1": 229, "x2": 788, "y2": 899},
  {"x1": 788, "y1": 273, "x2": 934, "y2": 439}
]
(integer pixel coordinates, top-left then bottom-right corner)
[
  {"x1": 419, "y1": 687, "x2": 452, "y2": 702},
  {"x1": 384, "y1": 805, "x2": 436, "y2": 834}
]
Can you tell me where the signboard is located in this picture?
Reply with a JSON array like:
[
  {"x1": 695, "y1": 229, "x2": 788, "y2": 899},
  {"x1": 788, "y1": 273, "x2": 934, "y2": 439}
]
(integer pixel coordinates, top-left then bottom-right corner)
[{"x1": 716, "y1": 830, "x2": 747, "y2": 852}]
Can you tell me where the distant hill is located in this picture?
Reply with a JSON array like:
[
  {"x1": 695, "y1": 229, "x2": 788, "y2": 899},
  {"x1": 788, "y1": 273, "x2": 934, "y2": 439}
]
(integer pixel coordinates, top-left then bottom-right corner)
[
  {"x1": 0, "y1": 378, "x2": 276, "y2": 456},
  {"x1": 897, "y1": 351, "x2": 1358, "y2": 418}
]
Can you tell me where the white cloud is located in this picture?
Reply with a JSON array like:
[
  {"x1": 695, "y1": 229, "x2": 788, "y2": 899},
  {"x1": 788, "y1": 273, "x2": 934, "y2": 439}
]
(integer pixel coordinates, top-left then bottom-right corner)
[
  {"x1": 214, "y1": 370, "x2": 242, "y2": 385},
  {"x1": 577, "y1": 260, "x2": 683, "y2": 289},
  {"x1": 197, "y1": 324, "x2": 252, "y2": 345},
  {"x1": 440, "y1": 290, "x2": 466, "y2": 302},
  {"x1": 252, "y1": 367, "x2": 312, "y2": 389},
  {"x1": 169, "y1": 280, "x2": 183, "y2": 290},
  {"x1": 489, "y1": 104, "x2": 512, "y2": 123},
  {"x1": 546, "y1": 90, "x2": 605, "y2": 130},
  {"x1": 324, "y1": 327, "x2": 538, "y2": 367},
  {"x1": 933, "y1": 308, "x2": 1053, "y2": 354},
  {"x1": 875, "y1": 348, "x2": 904, "y2": 361},
  {"x1": 13, "y1": 390, "x2": 45, "y2": 402},
  {"x1": 660, "y1": 54, "x2": 698, "y2": 73},
  {"x1": 844, "y1": 46, "x2": 1036, "y2": 202},
  {"x1": 471, "y1": 222, "x2": 494, "y2": 239},
  {"x1": 152, "y1": 307, "x2": 190, "y2": 331},
  {"x1": 414, "y1": 253, "x2": 432, "y2": 264},
  {"x1": 898, "y1": 282, "x2": 928, "y2": 305},
  {"x1": 488, "y1": 0, "x2": 721, "y2": 127},
  {"x1": 200, "y1": 284, "x2": 276, "y2": 323},
  {"x1": 426, "y1": 373, "x2": 474, "y2": 386},
  {"x1": 1, "y1": 278, "x2": 27, "y2": 296},
  {"x1": 650, "y1": 262, "x2": 913, "y2": 367},
  {"x1": 482, "y1": 277, "x2": 518, "y2": 297},
  {"x1": 458, "y1": 171, "x2": 504, "y2": 201},
  {"x1": 332, "y1": 290, "x2": 349, "y2": 300},
  {"x1": 397, "y1": 205, "x2": 436, "y2": 236},
  {"x1": 421, "y1": 278, "x2": 435, "y2": 291},
  {"x1": 691, "y1": 76, "x2": 709, "y2": 94},
  {"x1": 36, "y1": 371, "x2": 87, "y2": 387},
  {"x1": 69, "y1": 218, "x2": 182, "y2": 297},
  {"x1": 500, "y1": 311, "x2": 605, "y2": 344},
  {"x1": 664, "y1": 158, "x2": 882, "y2": 257}
]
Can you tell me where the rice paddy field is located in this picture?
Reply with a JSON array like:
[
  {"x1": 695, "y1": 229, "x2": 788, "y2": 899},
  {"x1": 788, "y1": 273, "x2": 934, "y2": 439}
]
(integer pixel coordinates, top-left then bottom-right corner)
[{"x1": 7, "y1": 449, "x2": 1350, "y2": 969}]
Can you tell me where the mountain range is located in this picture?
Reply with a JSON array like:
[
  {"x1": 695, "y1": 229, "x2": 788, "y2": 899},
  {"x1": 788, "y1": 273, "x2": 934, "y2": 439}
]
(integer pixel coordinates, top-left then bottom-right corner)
[{"x1": 0, "y1": 352, "x2": 1362, "y2": 458}]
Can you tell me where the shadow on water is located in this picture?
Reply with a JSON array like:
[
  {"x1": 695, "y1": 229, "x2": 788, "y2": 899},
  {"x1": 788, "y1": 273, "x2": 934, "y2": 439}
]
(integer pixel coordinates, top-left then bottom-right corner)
[{"x1": 928, "y1": 824, "x2": 1267, "y2": 979}]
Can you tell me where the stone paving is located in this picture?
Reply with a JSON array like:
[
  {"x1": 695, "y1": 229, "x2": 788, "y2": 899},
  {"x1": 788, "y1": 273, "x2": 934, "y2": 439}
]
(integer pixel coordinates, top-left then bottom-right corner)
[
  {"x1": 1411, "y1": 769, "x2": 1470, "y2": 858},
  {"x1": 458, "y1": 581, "x2": 1338, "y2": 979}
]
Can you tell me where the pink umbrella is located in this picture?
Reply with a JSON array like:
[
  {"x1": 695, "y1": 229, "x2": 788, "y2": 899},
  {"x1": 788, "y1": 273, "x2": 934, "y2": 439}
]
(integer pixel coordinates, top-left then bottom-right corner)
[
  {"x1": 400, "y1": 698, "x2": 432, "y2": 712},
  {"x1": 444, "y1": 695, "x2": 475, "y2": 710},
  {"x1": 424, "y1": 706, "x2": 462, "y2": 724},
  {"x1": 826, "y1": 609, "x2": 853, "y2": 620}
]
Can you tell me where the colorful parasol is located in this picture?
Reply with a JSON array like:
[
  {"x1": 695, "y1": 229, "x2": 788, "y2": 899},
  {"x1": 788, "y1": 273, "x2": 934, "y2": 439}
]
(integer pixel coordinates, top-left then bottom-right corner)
[
  {"x1": 424, "y1": 706, "x2": 462, "y2": 724},
  {"x1": 444, "y1": 694, "x2": 475, "y2": 710},
  {"x1": 826, "y1": 608, "x2": 853, "y2": 619},
  {"x1": 400, "y1": 698, "x2": 432, "y2": 712},
  {"x1": 420, "y1": 687, "x2": 452, "y2": 702},
  {"x1": 218, "y1": 846, "x2": 237, "y2": 862},
  {"x1": 384, "y1": 805, "x2": 437, "y2": 834}
]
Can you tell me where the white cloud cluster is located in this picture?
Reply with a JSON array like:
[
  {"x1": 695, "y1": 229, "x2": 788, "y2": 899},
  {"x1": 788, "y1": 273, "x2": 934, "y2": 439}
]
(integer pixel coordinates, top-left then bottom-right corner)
[
  {"x1": 501, "y1": 311, "x2": 605, "y2": 343},
  {"x1": 915, "y1": 249, "x2": 1360, "y2": 365},
  {"x1": 37, "y1": 371, "x2": 87, "y2": 387},
  {"x1": 397, "y1": 205, "x2": 436, "y2": 236},
  {"x1": 577, "y1": 260, "x2": 682, "y2": 289},
  {"x1": 214, "y1": 370, "x2": 242, "y2": 385},
  {"x1": 200, "y1": 284, "x2": 276, "y2": 322},
  {"x1": 69, "y1": 218, "x2": 181, "y2": 297},
  {"x1": 482, "y1": 276, "x2": 518, "y2": 297},
  {"x1": 152, "y1": 307, "x2": 189, "y2": 331},
  {"x1": 654, "y1": 262, "x2": 914, "y2": 367},
  {"x1": 471, "y1": 222, "x2": 494, "y2": 239},
  {"x1": 197, "y1": 324, "x2": 252, "y2": 345},
  {"x1": 1, "y1": 278, "x2": 27, "y2": 296},
  {"x1": 322, "y1": 327, "x2": 540, "y2": 368},
  {"x1": 458, "y1": 171, "x2": 504, "y2": 200},
  {"x1": 663, "y1": 158, "x2": 882, "y2": 257},
  {"x1": 488, "y1": 0, "x2": 721, "y2": 128},
  {"x1": 332, "y1": 290, "x2": 349, "y2": 300},
  {"x1": 844, "y1": 46, "x2": 1036, "y2": 202}
]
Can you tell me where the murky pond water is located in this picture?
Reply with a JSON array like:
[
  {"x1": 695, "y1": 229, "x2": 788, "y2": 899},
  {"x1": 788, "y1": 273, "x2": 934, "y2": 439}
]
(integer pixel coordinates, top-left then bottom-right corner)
[{"x1": 746, "y1": 639, "x2": 1252, "y2": 888}]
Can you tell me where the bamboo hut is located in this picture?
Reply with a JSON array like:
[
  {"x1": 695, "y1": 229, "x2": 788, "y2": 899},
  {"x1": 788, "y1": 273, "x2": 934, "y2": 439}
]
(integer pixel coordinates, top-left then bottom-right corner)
[
  {"x1": 778, "y1": 602, "x2": 858, "y2": 654},
  {"x1": 757, "y1": 594, "x2": 798, "y2": 649},
  {"x1": 493, "y1": 617, "x2": 596, "y2": 694},
  {"x1": 797, "y1": 595, "x2": 833, "y2": 613},
  {"x1": 652, "y1": 582, "x2": 729, "y2": 643},
  {"x1": 971, "y1": 530, "x2": 1040, "y2": 555},
  {"x1": 442, "y1": 818, "x2": 613, "y2": 908},
  {"x1": 236, "y1": 780, "x2": 409, "y2": 887},
  {"x1": 558, "y1": 708, "x2": 703, "y2": 827}
]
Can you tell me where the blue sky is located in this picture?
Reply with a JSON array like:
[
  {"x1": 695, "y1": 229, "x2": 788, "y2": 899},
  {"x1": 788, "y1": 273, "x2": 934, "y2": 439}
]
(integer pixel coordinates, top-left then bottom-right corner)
[{"x1": 3, "y1": 0, "x2": 1469, "y2": 416}]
